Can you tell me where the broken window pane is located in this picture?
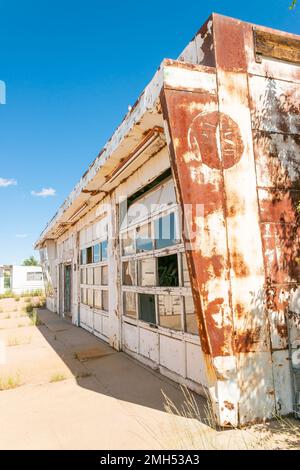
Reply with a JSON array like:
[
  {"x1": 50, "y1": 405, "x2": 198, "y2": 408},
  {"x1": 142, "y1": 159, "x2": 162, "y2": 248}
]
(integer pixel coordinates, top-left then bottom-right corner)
[
  {"x1": 94, "y1": 290, "x2": 101, "y2": 309},
  {"x1": 102, "y1": 290, "x2": 109, "y2": 312},
  {"x1": 122, "y1": 261, "x2": 136, "y2": 286},
  {"x1": 101, "y1": 266, "x2": 108, "y2": 286},
  {"x1": 139, "y1": 293, "x2": 156, "y2": 325},
  {"x1": 123, "y1": 291, "x2": 137, "y2": 318},
  {"x1": 182, "y1": 254, "x2": 191, "y2": 287},
  {"x1": 158, "y1": 254, "x2": 179, "y2": 287},
  {"x1": 154, "y1": 212, "x2": 178, "y2": 250},
  {"x1": 87, "y1": 289, "x2": 94, "y2": 307},
  {"x1": 81, "y1": 249, "x2": 87, "y2": 265},
  {"x1": 101, "y1": 240, "x2": 108, "y2": 261},
  {"x1": 87, "y1": 267, "x2": 94, "y2": 285},
  {"x1": 138, "y1": 258, "x2": 156, "y2": 287},
  {"x1": 158, "y1": 295, "x2": 182, "y2": 331},
  {"x1": 121, "y1": 230, "x2": 135, "y2": 256},
  {"x1": 93, "y1": 244, "x2": 101, "y2": 263},
  {"x1": 136, "y1": 223, "x2": 153, "y2": 252},
  {"x1": 94, "y1": 267, "x2": 101, "y2": 285},
  {"x1": 184, "y1": 296, "x2": 198, "y2": 335},
  {"x1": 86, "y1": 246, "x2": 93, "y2": 264}
]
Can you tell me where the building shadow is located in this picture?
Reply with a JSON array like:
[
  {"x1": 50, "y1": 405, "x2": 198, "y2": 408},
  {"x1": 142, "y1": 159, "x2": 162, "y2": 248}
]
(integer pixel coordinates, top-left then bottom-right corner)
[{"x1": 36, "y1": 308, "x2": 210, "y2": 424}]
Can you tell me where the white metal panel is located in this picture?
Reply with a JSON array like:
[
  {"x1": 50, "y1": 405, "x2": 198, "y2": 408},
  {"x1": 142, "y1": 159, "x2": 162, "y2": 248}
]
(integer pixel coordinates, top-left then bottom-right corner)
[
  {"x1": 102, "y1": 315, "x2": 110, "y2": 338},
  {"x1": 186, "y1": 342, "x2": 207, "y2": 386},
  {"x1": 139, "y1": 328, "x2": 159, "y2": 363},
  {"x1": 80, "y1": 306, "x2": 87, "y2": 325},
  {"x1": 86, "y1": 308, "x2": 93, "y2": 329},
  {"x1": 272, "y1": 349, "x2": 294, "y2": 416},
  {"x1": 123, "y1": 322, "x2": 138, "y2": 353},
  {"x1": 94, "y1": 312, "x2": 102, "y2": 334},
  {"x1": 238, "y1": 352, "x2": 275, "y2": 424},
  {"x1": 159, "y1": 335, "x2": 185, "y2": 377}
]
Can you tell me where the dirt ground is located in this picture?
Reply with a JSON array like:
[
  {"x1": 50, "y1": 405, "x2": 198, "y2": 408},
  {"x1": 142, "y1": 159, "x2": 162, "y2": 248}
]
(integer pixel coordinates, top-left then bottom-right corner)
[{"x1": 0, "y1": 297, "x2": 299, "y2": 450}]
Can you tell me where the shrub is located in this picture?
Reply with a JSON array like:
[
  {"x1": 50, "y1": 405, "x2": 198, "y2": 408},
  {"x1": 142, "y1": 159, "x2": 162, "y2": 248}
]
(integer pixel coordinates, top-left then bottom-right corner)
[
  {"x1": 25, "y1": 304, "x2": 33, "y2": 313},
  {"x1": 0, "y1": 291, "x2": 15, "y2": 300}
]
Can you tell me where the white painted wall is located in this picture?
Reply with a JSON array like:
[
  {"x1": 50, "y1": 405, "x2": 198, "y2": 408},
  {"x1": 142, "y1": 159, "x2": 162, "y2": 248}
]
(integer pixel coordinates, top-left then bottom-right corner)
[{"x1": 11, "y1": 266, "x2": 44, "y2": 295}]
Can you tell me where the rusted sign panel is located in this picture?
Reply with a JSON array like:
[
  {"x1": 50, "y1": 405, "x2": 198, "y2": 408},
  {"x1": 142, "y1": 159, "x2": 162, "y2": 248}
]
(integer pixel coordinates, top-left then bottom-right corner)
[{"x1": 161, "y1": 66, "x2": 234, "y2": 362}]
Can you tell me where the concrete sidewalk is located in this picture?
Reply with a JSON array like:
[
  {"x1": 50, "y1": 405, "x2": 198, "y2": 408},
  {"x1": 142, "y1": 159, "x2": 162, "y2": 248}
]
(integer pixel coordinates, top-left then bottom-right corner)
[
  {"x1": 0, "y1": 301, "x2": 298, "y2": 449},
  {"x1": 0, "y1": 303, "x2": 215, "y2": 449}
]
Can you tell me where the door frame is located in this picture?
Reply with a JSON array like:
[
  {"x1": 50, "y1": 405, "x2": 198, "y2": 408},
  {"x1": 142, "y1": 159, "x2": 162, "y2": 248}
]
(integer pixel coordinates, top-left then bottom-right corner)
[{"x1": 64, "y1": 264, "x2": 72, "y2": 318}]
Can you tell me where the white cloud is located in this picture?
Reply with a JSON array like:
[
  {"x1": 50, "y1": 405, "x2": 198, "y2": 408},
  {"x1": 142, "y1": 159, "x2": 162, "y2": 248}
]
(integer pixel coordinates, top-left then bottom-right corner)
[
  {"x1": 16, "y1": 233, "x2": 28, "y2": 239},
  {"x1": 31, "y1": 187, "x2": 56, "y2": 197},
  {"x1": 0, "y1": 177, "x2": 17, "y2": 187}
]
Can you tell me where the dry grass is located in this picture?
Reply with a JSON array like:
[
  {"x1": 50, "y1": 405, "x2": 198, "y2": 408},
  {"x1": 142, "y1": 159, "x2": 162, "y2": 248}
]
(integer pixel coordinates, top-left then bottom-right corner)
[
  {"x1": 50, "y1": 373, "x2": 67, "y2": 383},
  {"x1": 0, "y1": 373, "x2": 21, "y2": 391},
  {"x1": 6, "y1": 336, "x2": 31, "y2": 347},
  {"x1": 145, "y1": 385, "x2": 300, "y2": 450}
]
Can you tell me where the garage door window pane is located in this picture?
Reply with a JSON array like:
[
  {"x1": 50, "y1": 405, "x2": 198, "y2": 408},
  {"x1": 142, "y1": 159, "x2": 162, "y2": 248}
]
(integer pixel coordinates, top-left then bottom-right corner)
[
  {"x1": 81, "y1": 288, "x2": 87, "y2": 304},
  {"x1": 87, "y1": 246, "x2": 93, "y2": 264},
  {"x1": 158, "y1": 254, "x2": 179, "y2": 287},
  {"x1": 182, "y1": 254, "x2": 191, "y2": 287},
  {"x1": 136, "y1": 223, "x2": 152, "y2": 252},
  {"x1": 94, "y1": 290, "x2": 101, "y2": 309},
  {"x1": 122, "y1": 261, "x2": 136, "y2": 286},
  {"x1": 93, "y1": 244, "x2": 101, "y2": 263},
  {"x1": 81, "y1": 249, "x2": 87, "y2": 265},
  {"x1": 123, "y1": 292, "x2": 137, "y2": 318},
  {"x1": 185, "y1": 296, "x2": 198, "y2": 335},
  {"x1": 139, "y1": 293, "x2": 156, "y2": 325},
  {"x1": 158, "y1": 295, "x2": 182, "y2": 331},
  {"x1": 94, "y1": 267, "x2": 101, "y2": 285},
  {"x1": 87, "y1": 267, "x2": 94, "y2": 285},
  {"x1": 102, "y1": 290, "x2": 109, "y2": 312},
  {"x1": 121, "y1": 230, "x2": 135, "y2": 256},
  {"x1": 80, "y1": 268, "x2": 86, "y2": 284},
  {"x1": 154, "y1": 212, "x2": 178, "y2": 249},
  {"x1": 101, "y1": 241, "x2": 108, "y2": 261},
  {"x1": 138, "y1": 258, "x2": 156, "y2": 287},
  {"x1": 87, "y1": 289, "x2": 94, "y2": 307},
  {"x1": 101, "y1": 266, "x2": 108, "y2": 286}
]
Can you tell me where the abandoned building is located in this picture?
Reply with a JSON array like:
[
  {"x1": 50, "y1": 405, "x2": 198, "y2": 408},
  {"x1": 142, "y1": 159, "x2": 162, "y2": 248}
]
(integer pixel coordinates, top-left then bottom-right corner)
[
  {"x1": 0, "y1": 265, "x2": 44, "y2": 295},
  {"x1": 35, "y1": 13, "x2": 300, "y2": 426}
]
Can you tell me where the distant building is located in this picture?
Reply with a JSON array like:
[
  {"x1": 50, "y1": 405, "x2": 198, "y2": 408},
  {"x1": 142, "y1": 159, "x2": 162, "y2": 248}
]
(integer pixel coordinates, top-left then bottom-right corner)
[
  {"x1": 0, "y1": 265, "x2": 44, "y2": 295},
  {"x1": 35, "y1": 14, "x2": 300, "y2": 426}
]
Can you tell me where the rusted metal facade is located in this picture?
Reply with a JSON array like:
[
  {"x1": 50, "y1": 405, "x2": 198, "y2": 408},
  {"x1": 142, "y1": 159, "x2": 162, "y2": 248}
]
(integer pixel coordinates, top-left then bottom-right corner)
[{"x1": 36, "y1": 14, "x2": 300, "y2": 426}]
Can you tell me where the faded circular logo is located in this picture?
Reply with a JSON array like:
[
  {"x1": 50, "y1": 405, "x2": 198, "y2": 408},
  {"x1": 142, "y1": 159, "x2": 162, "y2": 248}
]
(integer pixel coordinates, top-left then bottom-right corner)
[{"x1": 187, "y1": 111, "x2": 244, "y2": 170}]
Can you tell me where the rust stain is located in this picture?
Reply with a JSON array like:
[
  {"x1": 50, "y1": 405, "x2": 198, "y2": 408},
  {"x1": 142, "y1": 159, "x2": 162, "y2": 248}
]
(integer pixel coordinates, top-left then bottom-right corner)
[
  {"x1": 224, "y1": 401, "x2": 235, "y2": 410},
  {"x1": 236, "y1": 303, "x2": 245, "y2": 319},
  {"x1": 231, "y1": 252, "x2": 250, "y2": 278},
  {"x1": 235, "y1": 326, "x2": 262, "y2": 353},
  {"x1": 277, "y1": 323, "x2": 288, "y2": 339}
]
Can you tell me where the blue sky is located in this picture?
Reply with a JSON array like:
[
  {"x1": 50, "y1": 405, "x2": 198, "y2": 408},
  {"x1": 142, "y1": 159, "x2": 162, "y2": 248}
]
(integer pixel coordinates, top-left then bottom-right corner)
[{"x1": 0, "y1": 0, "x2": 299, "y2": 265}]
